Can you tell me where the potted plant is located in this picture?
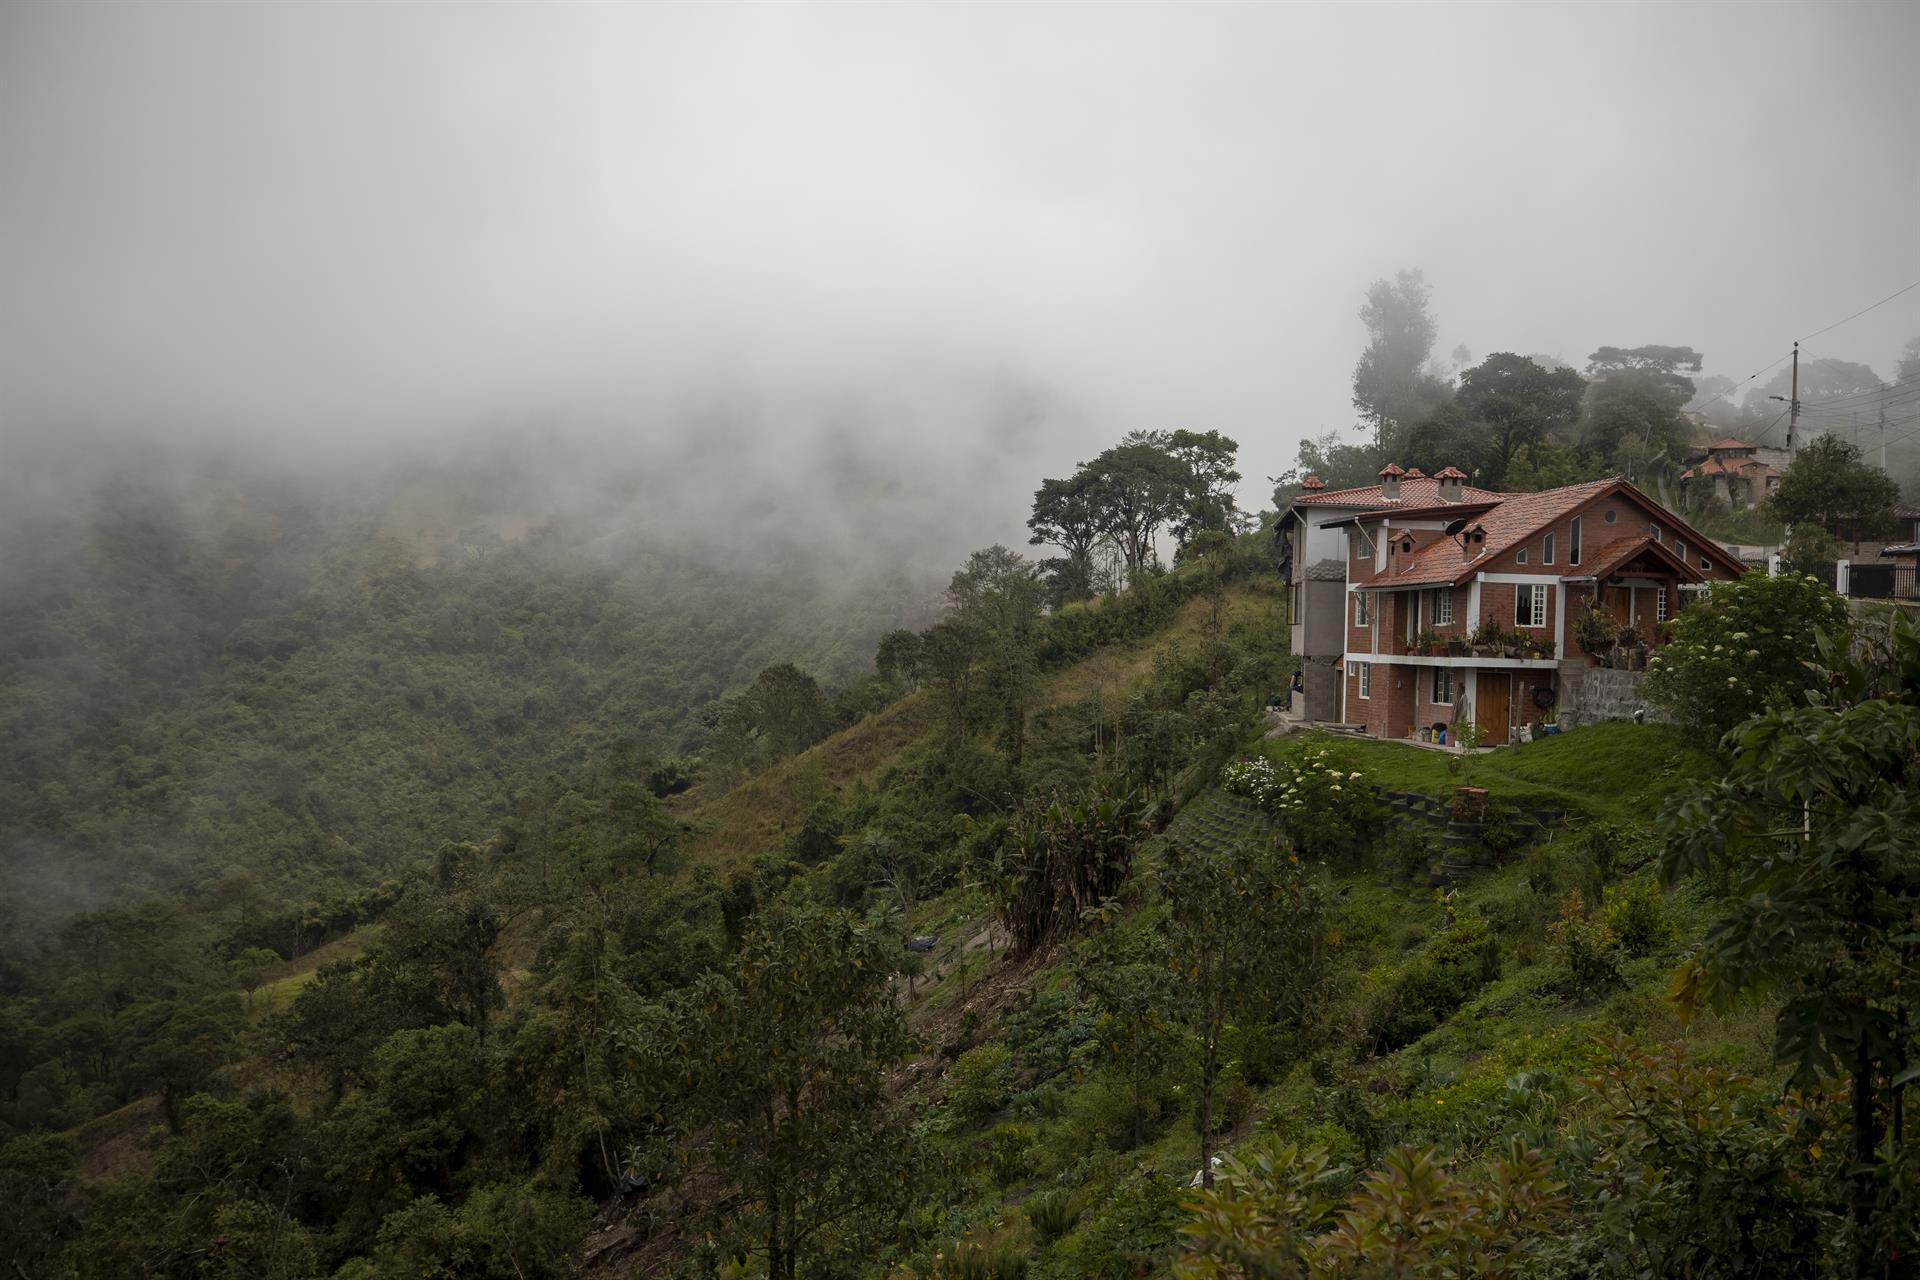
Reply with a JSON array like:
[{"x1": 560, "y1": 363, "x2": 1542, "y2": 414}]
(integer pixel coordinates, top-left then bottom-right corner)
[
  {"x1": 1446, "y1": 634, "x2": 1469, "y2": 657},
  {"x1": 1575, "y1": 604, "x2": 1621, "y2": 663},
  {"x1": 1415, "y1": 629, "x2": 1446, "y2": 657},
  {"x1": 1536, "y1": 705, "x2": 1561, "y2": 736},
  {"x1": 1469, "y1": 619, "x2": 1502, "y2": 657}
]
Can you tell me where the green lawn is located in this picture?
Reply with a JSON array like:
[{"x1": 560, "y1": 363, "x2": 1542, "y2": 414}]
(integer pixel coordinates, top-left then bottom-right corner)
[{"x1": 1260, "y1": 721, "x2": 1718, "y2": 825}]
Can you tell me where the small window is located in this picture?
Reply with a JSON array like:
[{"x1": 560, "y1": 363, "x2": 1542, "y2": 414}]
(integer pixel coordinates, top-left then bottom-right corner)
[
  {"x1": 1516, "y1": 548, "x2": 1529, "y2": 564},
  {"x1": 1649, "y1": 523, "x2": 1662, "y2": 542},
  {"x1": 1358, "y1": 662, "x2": 1372, "y2": 699},
  {"x1": 1604, "y1": 509, "x2": 1617, "y2": 523},
  {"x1": 1656, "y1": 587, "x2": 1669, "y2": 622},
  {"x1": 1674, "y1": 540, "x2": 1686, "y2": 563},
  {"x1": 1514, "y1": 583, "x2": 1547, "y2": 628},
  {"x1": 1543, "y1": 532, "x2": 1555, "y2": 565},
  {"x1": 1354, "y1": 592, "x2": 1370, "y2": 627},
  {"x1": 1432, "y1": 667, "x2": 1453, "y2": 705},
  {"x1": 1700, "y1": 555, "x2": 1711, "y2": 570},
  {"x1": 1569, "y1": 516, "x2": 1583, "y2": 566},
  {"x1": 1431, "y1": 589, "x2": 1453, "y2": 626}
]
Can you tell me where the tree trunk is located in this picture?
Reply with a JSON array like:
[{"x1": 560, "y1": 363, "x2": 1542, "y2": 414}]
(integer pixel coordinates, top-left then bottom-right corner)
[{"x1": 1198, "y1": 1032, "x2": 1217, "y2": 1190}]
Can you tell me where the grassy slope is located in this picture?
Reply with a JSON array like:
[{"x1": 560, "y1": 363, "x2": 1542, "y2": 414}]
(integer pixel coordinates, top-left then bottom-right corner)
[
  {"x1": 675, "y1": 582, "x2": 1284, "y2": 865},
  {"x1": 1259, "y1": 720, "x2": 1718, "y2": 825},
  {"x1": 886, "y1": 716, "x2": 1753, "y2": 1274}
]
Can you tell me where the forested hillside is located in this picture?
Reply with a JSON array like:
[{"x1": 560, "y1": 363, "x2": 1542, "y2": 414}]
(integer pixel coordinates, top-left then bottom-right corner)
[{"x1": 0, "y1": 446, "x2": 925, "y2": 959}]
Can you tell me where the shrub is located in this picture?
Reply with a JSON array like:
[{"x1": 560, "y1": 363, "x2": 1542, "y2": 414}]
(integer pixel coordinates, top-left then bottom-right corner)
[
  {"x1": 988, "y1": 1122, "x2": 1035, "y2": 1185},
  {"x1": 1602, "y1": 878, "x2": 1673, "y2": 957},
  {"x1": 948, "y1": 1044, "x2": 1013, "y2": 1123},
  {"x1": 1222, "y1": 750, "x2": 1379, "y2": 862},
  {"x1": 1366, "y1": 916, "x2": 1501, "y2": 1052},
  {"x1": 1478, "y1": 804, "x2": 1524, "y2": 861},
  {"x1": 1026, "y1": 1186, "x2": 1082, "y2": 1243},
  {"x1": 1549, "y1": 889, "x2": 1622, "y2": 991},
  {"x1": 938, "y1": 1240, "x2": 1029, "y2": 1280},
  {"x1": 1643, "y1": 571, "x2": 1849, "y2": 742}
]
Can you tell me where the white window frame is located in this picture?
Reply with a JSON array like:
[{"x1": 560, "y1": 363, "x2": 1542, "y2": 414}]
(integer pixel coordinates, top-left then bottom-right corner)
[
  {"x1": 1569, "y1": 516, "x2": 1583, "y2": 566},
  {"x1": 1432, "y1": 666, "x2": 1453, "y2": 705},
  {"x1": 1516, "y1": 548, "x2": 1529, "y2": 564},
  {"x1": 1430, "y1": 588, "x2": 1453, "y2": 626},
  {"x1": 1656, "y1": 587, "x2": 1669, "y2": 622},
  {"x1": 1353, "y1": 591, "x2": 1370, "y2": 628},
  {"x1": 1543, "y1": 532, "x2": 1555, "y2": 565},
  {"x1": 1674, "y1": 539, "x2": 1686, "y2": 564},
  {"x1": 1515, "y1": 582, "x2": 1547, "y2": 628},
  {"x1": 1358, "y1": 661, "x2": 1372, "y2": 699},
  {"x1": 1649, "y1": 523, "x2": 1662, "y2": 543}
]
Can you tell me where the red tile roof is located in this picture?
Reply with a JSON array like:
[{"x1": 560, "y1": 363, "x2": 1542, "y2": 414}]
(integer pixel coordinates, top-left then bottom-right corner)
[
  {"x1": 1707, "y1": 437, "x2": 1756, "y2": 451},
  {"x1": 1351, "y1": 476, "x2": 1746, "y2": 586},
  {"x1": 1682, "y1": 454, "x2": 1776, "y2": 480},
  {"x1": 1292, "y1": 475, "x2": 1506, "y2": 509}
]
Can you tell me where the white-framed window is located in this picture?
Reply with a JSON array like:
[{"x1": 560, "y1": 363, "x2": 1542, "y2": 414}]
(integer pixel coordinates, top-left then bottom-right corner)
[
  {"x1": 1569, "y1": 516, "x2": 1583, "y2": 566},
  {"x1": 1700, "y1": 555, "x2": 1711, "y2": 570},
  {"x1": 1358, "y1": 661, "x2": 1372, "y2": 699},
  {"x1": 1353, "y1": 591, "x2": 1370, "y2": 627},
  {"x1": 1432, "y1": 666, "x2": 1453, "y2": 705},
  {"x1": 1517, "y1": 548, "x2": 1529, "y2": 564},
  {"x1": 1430, "y1": 588, "x2": 1453, "y2": 625},
  {"x1": 1674, "y1": 539, "x2": 1686, "y2": 563},
  {"x1": 1515, "y1": 582, "x2": 1547, "y2": 627},
  {"x1": 1656, "y1": 587, "x2": 1669, "y2": 622},
  {"x1": 1544, "y1": 532, "x2": 1555, "y2": 564},
  {"x1": 1649, "y1": 523, "x2": 1662, "y2": 543}
]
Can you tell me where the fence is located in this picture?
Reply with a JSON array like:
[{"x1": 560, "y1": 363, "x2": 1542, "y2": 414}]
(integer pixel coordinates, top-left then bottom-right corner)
[{"x1": 1839, "y1": 561, "x2": 1918, "y2": 602}]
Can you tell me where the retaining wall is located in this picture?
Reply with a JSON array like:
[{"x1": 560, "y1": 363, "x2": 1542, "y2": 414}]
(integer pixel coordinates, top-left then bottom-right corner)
[{"x1": 1573, "y1": 667, "x2": 1673, "y2": 726}]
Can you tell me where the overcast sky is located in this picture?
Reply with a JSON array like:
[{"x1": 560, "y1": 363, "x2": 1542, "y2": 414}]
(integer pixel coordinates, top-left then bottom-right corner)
[{"x1": 3, "y1": 0, "x2": 1917, "y2": 529}]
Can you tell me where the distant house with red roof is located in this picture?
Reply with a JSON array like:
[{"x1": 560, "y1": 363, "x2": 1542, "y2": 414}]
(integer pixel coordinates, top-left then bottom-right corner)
[
  {"x1": 1279, "y1": 465, "x2": 1745, "y2": 742},
  {"x1": 1679, "y1": 437, "x2": 1786, "y2": 510}
]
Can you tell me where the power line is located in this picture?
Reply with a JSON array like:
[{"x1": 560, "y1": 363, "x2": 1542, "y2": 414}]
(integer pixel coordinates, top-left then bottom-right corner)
[
  {"x1": 1793, "y1": 373, "x2": 1920, "y2": 412},
  {"x1": 1798, "y1": 275, "x2": 1920, "y2": 343}
]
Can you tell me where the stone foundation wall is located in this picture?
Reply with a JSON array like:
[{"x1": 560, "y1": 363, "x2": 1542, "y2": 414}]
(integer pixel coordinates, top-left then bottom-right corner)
[{"x1": 1574, "y1": 666, "x2": 1673, "y2": 726}]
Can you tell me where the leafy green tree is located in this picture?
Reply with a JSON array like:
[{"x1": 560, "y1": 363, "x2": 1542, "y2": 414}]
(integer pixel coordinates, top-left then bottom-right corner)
[
  {"x1": 1029, "y1": 472, "x2": 1106, "y2": 602},
  {"x1": 1159, "y1": 836, "x2": 1326, "y2": 1188},
  {"x1": 874, "y1": 628, "x2": 925, "y2": 690},
  {"x1": 1756, "y1": 356, "x2": 1883, "y2": 404},
  {"x1": 230, "y1": 946, "x2": 280, "y2": 1010},
  {"x1": 1167, "y1": 429, "x2": 1244, "y2": 543},
  {"x1": 1766, "y1": 435, "x2": 1901, "y2": 541},
  {"x1": 985, "y1": 775, "x2": 1154, "y2": 957},
  {"x1": 1352, "y1": 269, "x2": 1452, "y2": 456},
  {"x1": 946, "y1": 546, "x2": 1044, "y2": 766},
  {"x1": 1586, "y1": 344, "x2": 1705, "y2": 408},
  {"x1": 1085, "y1": 435, "x2": 1190, "y2": 583},
  {"x1": 1661, "y1": 610, "x2": 1920, "y2": 1265},
  {"x1": 1502, "y1": 437, "x2": 1594, "y2": 491},
  {"x1": 1075, "y1": 906, "x2": 1181, "y2": 1148},
  {"x1": 624, "y1": 900, "x2": 916, "y2": 1280},
  {"x1": 1896, "y1": 336, "x2": 1920, "y2": 386},
  {"x1": 1643, "y1": 571, "x2": 1849, "y2": 741},
  {"x1": 1271, "y1": 430, "x2": 1382, "y2": 507}
]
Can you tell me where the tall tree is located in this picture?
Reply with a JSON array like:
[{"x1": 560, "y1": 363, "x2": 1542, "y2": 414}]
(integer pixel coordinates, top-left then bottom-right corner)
[
  {"x1": 1662, "y1": 610, "x2": 1920, "y2": 1269},
  {"x1": 1352, "y1": 269, "x2": 1452, "y2": 455},
  {"x1": 1028, "y1": 472, "x2": 1104, "y2": 602},
  {"x1": 947, "y1": 546, "x2": 1044, "y2": 764},
  {"x1": 1167, "y1": 429, "x2": 1244, "y2": 544},
  {"x1": 1586, "y1": 344, "x2": 1705, "y2": 409},
  {"x1": 1270, "y1": 430, "x2": 1382, "y2": 507},
  {"x1": 1765, "y1": 435, "x2": 1901, "y2": 540},
  {"x1": 1406, "y1": 353, "x2": 1585, "y2": 488},
  {"x1": 625, "y1": 901, "x2": 916, "y2": 1280},
  {"x1": 1159, "y1": 835, "x2": 1326, "y2": 1188},
  {"x1": 1896, "y1": 336, "x2": 1920, "y2": 386},
  {"x1": 1084, "y1": 434, "x2": 1189, "y2": 583}
]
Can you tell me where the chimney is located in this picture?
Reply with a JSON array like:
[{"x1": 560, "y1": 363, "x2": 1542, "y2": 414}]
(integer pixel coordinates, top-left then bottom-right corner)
[
  {"x1": 1405, "y1": 467, "x2": 1426, "y2": 479},
  {"x1": 1377, "y1": 462, "x2": 1405, "y2": 501},
  {"x1": 1435, "y1": 465, "x2": 1466, "y2": 503},
  {"x1": 1301, "y1": 474, "x2": 1326, "y2": 491}
]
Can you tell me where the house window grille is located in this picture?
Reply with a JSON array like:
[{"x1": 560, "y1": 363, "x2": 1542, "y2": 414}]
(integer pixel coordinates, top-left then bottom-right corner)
[
  {"x1": 1432, "y1": 667, "x2": 1453, "y2": 705},
  {"x1": 1515, "y1": 583, "x2": 1547, "y2": 628},
  {"x1": 1430, "y1": 589, "x2": 1453, "y2": 625},
  {"x1": 1656, "y1": 587, "x2": 1669, "y2": 622},
  {"x1": 1358, "y1": 662, "x2": 1372, "y2": 699}
]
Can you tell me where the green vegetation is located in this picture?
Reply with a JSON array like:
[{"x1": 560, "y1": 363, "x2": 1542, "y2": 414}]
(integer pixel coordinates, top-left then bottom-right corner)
[{"x1": 6, "y1": 426, "x2": 1918, "y2": 1278}]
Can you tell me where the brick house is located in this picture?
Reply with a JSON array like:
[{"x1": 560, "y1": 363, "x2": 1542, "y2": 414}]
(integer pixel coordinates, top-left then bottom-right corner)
[
  {"x1": 1276, "y1": 466, "x2": 1504, "y2": 723},
  {"x1": 1679, "y1": 437, "x2": 1785, "y2": 510},
  {"x1": 1302, "y1": 465, "x2": 1745, "y2": 745}
]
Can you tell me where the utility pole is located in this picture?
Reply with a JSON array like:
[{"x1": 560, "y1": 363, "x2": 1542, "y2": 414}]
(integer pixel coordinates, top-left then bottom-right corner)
[
  {"x1": 1787, "y1": 341, "x2": 1800, "y2": 456},
  {"x1": 1879, "y1": 389, "x2": 1889, "y2": 471}
]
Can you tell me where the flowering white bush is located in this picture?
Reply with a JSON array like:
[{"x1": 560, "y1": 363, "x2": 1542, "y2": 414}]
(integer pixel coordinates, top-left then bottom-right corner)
[{"x1": 1221, "y1": 749, "x2": 1376, "y2": 860}]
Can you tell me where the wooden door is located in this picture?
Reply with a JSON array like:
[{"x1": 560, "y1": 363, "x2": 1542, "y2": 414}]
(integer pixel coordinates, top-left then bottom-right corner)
[
  {"x1": 1476, "y1": 672, "x2": 1511, "y2": 746},
  {"x1": 1604, "y1": 586, "x2": 1631, "y2": 625}
]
